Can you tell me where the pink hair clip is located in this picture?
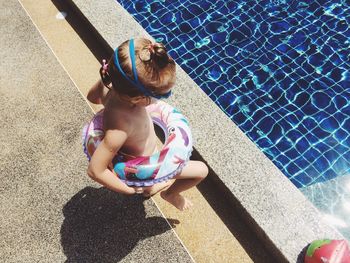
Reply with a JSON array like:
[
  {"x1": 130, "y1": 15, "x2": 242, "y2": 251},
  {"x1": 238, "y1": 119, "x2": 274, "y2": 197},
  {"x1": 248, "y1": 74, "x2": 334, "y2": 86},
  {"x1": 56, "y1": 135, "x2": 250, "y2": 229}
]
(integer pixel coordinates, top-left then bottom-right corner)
[{"x1": 102, "y1": 59, "x2": 108, "y2": 71}]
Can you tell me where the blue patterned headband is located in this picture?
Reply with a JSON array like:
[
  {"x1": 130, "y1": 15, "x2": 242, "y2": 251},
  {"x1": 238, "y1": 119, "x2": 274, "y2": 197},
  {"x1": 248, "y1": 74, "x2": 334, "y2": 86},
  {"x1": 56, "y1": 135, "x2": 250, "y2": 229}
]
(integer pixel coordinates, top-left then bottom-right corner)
[{"x1": 114, "y1": 39, "x2": 172, "y2": 99}]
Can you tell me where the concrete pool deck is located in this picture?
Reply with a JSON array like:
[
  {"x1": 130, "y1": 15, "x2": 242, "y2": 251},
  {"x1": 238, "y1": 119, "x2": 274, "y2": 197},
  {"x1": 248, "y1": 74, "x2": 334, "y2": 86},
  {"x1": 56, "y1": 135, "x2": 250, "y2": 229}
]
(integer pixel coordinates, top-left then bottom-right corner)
[
  {"x1": 0, "y1": 1, "x2": 193, "y2": 261},
  {"x1": 66, "y1": 0, "x2": 345, "y2": 262},
  {"x1": 2, "y1": 0, "x2": 345, "y2": 262}
]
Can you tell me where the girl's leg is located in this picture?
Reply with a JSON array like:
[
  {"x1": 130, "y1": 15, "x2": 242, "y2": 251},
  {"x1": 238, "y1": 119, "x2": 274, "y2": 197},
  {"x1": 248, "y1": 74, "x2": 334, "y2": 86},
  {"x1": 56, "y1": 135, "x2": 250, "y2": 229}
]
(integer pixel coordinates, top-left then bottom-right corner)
[{"x1": 160, "y1": 160, "x2": 208, "y2": 211}]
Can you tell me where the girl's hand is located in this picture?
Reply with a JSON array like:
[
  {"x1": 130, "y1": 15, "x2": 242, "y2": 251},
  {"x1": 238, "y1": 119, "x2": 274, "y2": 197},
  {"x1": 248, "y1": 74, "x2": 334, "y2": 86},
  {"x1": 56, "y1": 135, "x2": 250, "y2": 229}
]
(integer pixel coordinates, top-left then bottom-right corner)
[{"x1": 87, "y1": 79, "x2": 110, "y2": 105}]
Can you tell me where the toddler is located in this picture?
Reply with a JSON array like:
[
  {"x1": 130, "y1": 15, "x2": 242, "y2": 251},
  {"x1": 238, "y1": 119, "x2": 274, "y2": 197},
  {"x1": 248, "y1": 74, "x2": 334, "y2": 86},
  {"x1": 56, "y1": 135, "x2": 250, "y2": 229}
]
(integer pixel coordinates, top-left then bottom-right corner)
[{"x1": 87, "y1": 38, "x2": 208, "y2": 211}]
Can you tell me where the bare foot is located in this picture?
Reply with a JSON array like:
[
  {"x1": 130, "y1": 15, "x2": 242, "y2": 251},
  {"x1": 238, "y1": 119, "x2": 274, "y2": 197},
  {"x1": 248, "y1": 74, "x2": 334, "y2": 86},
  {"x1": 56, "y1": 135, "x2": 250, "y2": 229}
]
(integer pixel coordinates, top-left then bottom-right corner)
[
  {"x1": 160, "y1": 191, "x2": 193, "y2": 211},
  {"x1": 143, "y1": 180, "x2": 174, "y2": 198}
]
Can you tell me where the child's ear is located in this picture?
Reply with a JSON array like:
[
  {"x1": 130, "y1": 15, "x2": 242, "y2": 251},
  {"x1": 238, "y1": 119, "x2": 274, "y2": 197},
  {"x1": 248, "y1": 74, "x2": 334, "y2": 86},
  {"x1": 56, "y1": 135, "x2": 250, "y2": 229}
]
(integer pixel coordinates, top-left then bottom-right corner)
[
  {"x1": 130, "y1": 96, "x2": 149, "y2": 106},
  {"x1": 129, "y1": 96, "x2": 143, "y2": 104}
]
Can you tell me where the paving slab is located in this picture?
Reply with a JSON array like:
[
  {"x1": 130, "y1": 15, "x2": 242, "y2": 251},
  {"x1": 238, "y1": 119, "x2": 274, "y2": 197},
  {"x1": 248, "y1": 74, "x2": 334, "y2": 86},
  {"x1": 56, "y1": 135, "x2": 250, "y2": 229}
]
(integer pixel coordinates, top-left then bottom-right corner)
[
  {"x1": 67, "y1": 0, "x2": 344, "y2": 261},
  {"x1": 0, "y1": 1, "x2": 193, "y2": 262}
]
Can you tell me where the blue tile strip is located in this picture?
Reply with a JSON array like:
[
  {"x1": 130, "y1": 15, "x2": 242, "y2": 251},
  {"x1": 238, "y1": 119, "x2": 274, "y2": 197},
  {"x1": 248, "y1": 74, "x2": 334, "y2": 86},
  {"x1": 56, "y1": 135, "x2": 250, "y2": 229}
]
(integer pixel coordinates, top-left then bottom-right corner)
[{"x1": 116, "y1": 0, "x2": 350, "y2": 188}]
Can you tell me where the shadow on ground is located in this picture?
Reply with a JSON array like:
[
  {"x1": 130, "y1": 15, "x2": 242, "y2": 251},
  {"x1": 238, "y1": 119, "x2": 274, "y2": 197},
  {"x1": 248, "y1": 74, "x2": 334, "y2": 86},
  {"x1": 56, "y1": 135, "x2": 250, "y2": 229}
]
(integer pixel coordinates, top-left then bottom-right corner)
[
  {"x1": 61, "y1": 187, "x2": 172, "y2": 263},
  {"x1": 192, "y1": 150, "x2": 279, "y2": 263}
]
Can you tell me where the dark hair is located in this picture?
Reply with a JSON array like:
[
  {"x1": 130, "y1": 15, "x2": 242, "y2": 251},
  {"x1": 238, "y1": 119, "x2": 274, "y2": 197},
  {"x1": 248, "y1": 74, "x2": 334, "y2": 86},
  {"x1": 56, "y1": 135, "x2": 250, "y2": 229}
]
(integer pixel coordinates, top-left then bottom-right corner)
[{"x1": 100, "y1": 38, "x2": 176, "y2": 97}]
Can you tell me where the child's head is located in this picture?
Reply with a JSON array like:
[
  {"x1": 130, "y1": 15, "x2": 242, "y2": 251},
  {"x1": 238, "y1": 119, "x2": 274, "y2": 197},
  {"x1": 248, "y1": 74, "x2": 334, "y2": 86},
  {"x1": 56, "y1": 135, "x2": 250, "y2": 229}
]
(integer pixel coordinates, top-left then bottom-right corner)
[{"x1": 101, "y1": 38, "x2": 176, "y2": 100}]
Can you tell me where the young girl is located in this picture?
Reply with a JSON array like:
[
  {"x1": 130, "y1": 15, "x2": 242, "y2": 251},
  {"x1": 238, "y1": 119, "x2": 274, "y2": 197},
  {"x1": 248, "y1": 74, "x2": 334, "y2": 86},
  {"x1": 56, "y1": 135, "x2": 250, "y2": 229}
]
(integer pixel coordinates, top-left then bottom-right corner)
[{"x1": 87, "y1": 38, "x2": 208, "y2": 211}]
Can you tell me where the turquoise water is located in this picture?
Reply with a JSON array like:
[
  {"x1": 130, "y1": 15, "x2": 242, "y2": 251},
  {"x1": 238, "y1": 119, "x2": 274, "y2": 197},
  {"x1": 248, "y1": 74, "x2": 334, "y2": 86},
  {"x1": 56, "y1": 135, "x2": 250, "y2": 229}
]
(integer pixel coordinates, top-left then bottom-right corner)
[{"x1": 116, "y1": 0, "x2": 350, "y2": 238}]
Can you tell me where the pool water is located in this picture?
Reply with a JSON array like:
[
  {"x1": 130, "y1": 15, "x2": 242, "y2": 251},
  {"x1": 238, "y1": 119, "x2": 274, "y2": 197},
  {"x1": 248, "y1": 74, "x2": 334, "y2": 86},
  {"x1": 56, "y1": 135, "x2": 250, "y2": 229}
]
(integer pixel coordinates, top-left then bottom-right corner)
[{"x1": 116, "y1": 0, "x2": 350, "y2": 238}]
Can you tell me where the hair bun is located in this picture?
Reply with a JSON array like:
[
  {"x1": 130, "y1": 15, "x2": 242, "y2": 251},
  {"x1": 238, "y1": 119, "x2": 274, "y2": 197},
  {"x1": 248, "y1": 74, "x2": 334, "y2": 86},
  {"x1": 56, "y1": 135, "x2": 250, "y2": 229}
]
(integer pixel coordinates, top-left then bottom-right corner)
[{"x1": 151, "y1": 43, "x2": 169, "y2": 68}]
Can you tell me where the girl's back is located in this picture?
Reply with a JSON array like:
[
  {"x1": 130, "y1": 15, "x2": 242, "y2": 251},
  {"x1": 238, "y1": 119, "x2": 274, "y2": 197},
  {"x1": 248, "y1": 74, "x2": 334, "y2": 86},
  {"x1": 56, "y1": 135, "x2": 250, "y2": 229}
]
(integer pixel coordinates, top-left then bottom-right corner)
[{"x1": 103, "y1": 92, "x2": 158, "y2": 157}]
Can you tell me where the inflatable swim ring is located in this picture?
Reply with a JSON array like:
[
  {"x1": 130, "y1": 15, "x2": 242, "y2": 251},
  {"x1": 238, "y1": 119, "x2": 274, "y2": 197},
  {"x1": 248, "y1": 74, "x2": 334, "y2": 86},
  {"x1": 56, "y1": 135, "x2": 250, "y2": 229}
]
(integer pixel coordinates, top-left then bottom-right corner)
[{"x1": 82, "y1": 100, "x2": 193, "y2": 186}]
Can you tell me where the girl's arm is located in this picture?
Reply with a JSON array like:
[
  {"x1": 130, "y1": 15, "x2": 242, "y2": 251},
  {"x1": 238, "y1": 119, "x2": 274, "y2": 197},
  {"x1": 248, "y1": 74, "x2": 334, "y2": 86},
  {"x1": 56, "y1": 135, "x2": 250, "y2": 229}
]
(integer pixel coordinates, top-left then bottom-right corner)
[
  {"x1": 87, "y1": 129, "x2": 136, "y2": 195},
  {"x1": 87, "y1": 80, "x2": 110, "y2": 105}
]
